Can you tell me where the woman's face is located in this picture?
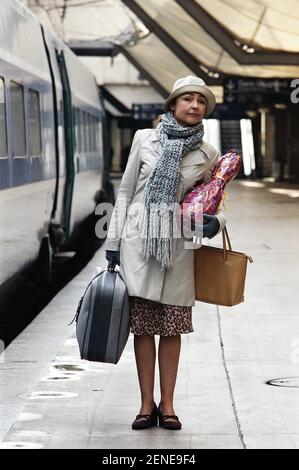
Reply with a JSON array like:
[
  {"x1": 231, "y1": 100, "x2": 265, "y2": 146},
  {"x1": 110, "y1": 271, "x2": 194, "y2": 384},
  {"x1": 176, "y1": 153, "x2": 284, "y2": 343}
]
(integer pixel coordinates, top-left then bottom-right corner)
[{"x1": 170, "y1": 92, "x2": 206, "y2": 126}]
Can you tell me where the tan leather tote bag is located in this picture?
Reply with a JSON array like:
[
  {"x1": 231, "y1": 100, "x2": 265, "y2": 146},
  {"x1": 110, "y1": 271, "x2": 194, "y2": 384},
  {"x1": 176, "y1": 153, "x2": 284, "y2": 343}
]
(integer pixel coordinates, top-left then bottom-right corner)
[{"x1": 194, "y1": 227, "x2": 253, "y2": 306}]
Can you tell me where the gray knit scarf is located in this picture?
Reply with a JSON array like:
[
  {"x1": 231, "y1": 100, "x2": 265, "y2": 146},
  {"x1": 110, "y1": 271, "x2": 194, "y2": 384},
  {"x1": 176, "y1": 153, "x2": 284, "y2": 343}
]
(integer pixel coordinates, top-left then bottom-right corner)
[{"x1": 139, "y1": 111, "x2": 204, "y2": 270}]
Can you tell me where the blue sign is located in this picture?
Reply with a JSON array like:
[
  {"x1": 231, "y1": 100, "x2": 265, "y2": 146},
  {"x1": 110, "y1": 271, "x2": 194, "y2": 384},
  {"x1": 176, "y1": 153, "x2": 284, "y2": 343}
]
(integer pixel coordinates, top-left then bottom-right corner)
[
  {"x1": 132, "y1": 103, "x2": 164, "y2": 120},
  {"x1": 224, "y1": 78, "x2": 293, "y2": 105}
]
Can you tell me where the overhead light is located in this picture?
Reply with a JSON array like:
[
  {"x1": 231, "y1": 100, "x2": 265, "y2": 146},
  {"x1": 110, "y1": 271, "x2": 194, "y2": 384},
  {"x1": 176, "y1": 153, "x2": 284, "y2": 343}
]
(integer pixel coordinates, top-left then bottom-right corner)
[
  {"x1": 246, "y1": 110, "x2": 257, "y2": 118},
  {"x1": 199, "y1": 64, "x2": 209, "y2": 73},
  {"x1": 242, "y1": 44, "x2": 255, "y2": 53},
  {"x1": 262, "y1": 177, "x2": 276, "y2": 182},
  {"x1": 200, "y1": 65, "x2": 219, "y2": 78},
  {"x1": 258, "y1": 107, "x2": 270, "y2": 113},
  {"x1": 208, "y1": 71, "x2": 219, "y2": 78},
  {"x1": 235, "y1": 40, "x2": 255, "y2": 53},
  {"x1": 274, "y1": 103, "x2": 287, "y2": 109}
]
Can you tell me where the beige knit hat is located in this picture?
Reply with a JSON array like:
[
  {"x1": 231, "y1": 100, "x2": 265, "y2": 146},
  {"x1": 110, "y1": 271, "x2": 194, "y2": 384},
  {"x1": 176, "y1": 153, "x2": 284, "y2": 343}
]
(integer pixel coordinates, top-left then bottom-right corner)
[{"x1": 164, "y1": 75, "x2": 216, "y2": 117}]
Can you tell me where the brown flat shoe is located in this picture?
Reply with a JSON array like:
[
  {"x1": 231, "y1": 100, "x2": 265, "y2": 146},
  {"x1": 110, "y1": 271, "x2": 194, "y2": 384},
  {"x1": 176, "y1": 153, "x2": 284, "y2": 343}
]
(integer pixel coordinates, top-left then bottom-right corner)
[
  {"x1": 132, "y1": 403, "x2": 158, "y2": 430},
  {"x1": 158, "y1": 406, "x2": 182, "y2": 430}
]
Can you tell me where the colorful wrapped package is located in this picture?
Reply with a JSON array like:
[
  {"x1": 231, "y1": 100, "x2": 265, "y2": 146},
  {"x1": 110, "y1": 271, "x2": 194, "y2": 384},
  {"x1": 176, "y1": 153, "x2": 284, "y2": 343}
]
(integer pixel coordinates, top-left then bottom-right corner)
[{"x1": 181, "y1": 150, "x2": 241, "y2": 226}]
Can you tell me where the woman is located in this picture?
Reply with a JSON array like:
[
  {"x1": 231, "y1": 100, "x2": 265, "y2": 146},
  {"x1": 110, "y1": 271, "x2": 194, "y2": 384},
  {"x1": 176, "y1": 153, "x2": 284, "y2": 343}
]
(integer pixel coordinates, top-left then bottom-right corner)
[{"x1": 105, "y1": 76, "x2": 226, "y2": 431}]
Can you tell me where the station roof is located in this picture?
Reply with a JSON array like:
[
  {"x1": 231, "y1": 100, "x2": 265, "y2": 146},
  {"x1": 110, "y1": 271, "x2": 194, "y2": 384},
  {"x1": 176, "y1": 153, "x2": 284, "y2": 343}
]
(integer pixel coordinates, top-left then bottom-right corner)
[
  {"x1": 122, "y1": 0, "x2": 299, "y2": 79},
  {"x1": 25, "y1": 0, "x2": 299, "y2": 101},
  {"x1": 191, "y1": 0, "x2": 299, "y2": 53}
]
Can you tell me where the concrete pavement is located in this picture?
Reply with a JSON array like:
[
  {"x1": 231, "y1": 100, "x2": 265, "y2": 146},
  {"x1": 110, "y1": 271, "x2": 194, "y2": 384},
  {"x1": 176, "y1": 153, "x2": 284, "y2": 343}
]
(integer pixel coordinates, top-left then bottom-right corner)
[{"x1": 1, "y1": 180, "x2": 299, "y2": 449}]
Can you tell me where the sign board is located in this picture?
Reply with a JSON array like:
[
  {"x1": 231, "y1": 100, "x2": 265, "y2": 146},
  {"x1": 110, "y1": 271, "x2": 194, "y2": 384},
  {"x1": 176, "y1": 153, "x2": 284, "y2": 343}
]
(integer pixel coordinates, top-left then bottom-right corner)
[
  {"x1": 223, "y1": 78, "x2": 293, "y2": 105},
  {"x1": 132, "y1": 103, "x2": 164, "y2": 120}
]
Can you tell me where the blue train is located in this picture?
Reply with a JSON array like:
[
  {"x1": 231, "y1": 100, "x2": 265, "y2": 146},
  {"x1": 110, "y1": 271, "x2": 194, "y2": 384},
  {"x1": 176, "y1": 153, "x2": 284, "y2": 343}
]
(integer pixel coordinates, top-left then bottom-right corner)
[{"x1": 0, "y1": 0, "x2": 111, "y2": 287}]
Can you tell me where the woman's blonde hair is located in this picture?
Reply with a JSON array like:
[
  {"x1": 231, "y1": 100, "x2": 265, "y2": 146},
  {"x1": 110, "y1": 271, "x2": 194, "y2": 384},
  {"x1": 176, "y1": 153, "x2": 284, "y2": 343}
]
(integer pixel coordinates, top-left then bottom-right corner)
[{"x1": 153, "y1": 114, "x2": 163, "y2": 128}]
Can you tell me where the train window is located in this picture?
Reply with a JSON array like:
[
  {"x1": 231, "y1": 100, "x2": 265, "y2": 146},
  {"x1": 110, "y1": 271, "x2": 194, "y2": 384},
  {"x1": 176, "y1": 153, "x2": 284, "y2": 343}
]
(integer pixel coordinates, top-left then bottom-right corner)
[
  {"x1": 88, "y1": 114, "x2": 93, "y2": 152},
  {"x1": 86, "y1": 113, "x2": 90, "y2": 152},
  {"x1": 94, "y1": 117, "x2": 98, "y2": 152},
  {"x1": 87, "y1": 113, "x2": 91, "y2": 152},
  {"x1": 92, "y1": 116, "x2": 97, "y2": 152},
  {"x1": 78, "y1": 110, "x2": 82, "y2": 152},
  {"x1": 83, "y1": 111, "x2": 88, "y2": 153},
  {"x1": 81, "y1": 111, "x2": 84, "y2": 152},
  {"x1": 0, "y1": 77, "x2": 8, "y2": 158},
  {"x1": 79, "y1": 111, "x2": 83, "y2": 152},
  {"x1": 11, "y1": 81, "x2": 26, "y2": 157},
  {"x1": 28, "y1": 89, "x2": 42, "y2": 156},
  {"x1": 79, "y1": 109, "x2": 83, "y2": 154},
  {"x1": 94, "y1": 117, "x2": 99, "y2": 152},
  {"x1": 74, "y1": 107, "x2": 78, "y2": 154},
  {"x1": 95, "y1": 117, "x2": 100, "y2": 152},
  {"x1": 72, "y1": 108, "x2": 76, "y2": 153},
  {"x1": 90, "y1": 115, "x2": 95, "y2": 152}
]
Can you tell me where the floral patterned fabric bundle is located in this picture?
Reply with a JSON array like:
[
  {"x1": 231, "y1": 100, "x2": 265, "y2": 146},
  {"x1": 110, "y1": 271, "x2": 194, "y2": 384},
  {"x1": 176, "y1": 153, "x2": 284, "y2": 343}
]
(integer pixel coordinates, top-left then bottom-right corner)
[{"x1": 181, "y1": 150, "x2": 241, "y2": 225}]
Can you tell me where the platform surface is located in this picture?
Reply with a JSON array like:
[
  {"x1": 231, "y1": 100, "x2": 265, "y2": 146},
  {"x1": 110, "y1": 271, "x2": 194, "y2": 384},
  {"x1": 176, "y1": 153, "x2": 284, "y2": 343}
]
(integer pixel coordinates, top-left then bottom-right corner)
[{"x1": 1, "y1": 180, "x2": 299, "y2": 449}]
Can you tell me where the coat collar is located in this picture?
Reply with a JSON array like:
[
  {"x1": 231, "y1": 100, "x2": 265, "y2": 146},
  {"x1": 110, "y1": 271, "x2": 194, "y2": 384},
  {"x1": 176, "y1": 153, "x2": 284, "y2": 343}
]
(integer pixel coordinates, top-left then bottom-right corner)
[
  {"x1": 148, "y1": 128, "x2": 213, "y2": 162},
  {"x1": 148, "y1": 129, "x2": 160, "y2": 142}
]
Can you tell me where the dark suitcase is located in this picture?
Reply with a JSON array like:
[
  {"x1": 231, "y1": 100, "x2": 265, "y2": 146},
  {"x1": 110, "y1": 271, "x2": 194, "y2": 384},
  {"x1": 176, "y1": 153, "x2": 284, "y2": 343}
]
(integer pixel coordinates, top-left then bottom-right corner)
[{"x1": 71, "y1": 262, "x2": 130, "y2": 364}]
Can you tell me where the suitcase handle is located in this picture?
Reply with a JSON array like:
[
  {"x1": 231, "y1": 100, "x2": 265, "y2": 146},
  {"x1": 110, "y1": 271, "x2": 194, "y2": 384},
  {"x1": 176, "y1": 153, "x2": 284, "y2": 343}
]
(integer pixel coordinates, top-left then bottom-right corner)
[
  {"x1": 68, "y1": 268, "x2": 106, "y2": 326},
  {"x1": 68, "y1": 262, "x2": 123, "y2": 326}
]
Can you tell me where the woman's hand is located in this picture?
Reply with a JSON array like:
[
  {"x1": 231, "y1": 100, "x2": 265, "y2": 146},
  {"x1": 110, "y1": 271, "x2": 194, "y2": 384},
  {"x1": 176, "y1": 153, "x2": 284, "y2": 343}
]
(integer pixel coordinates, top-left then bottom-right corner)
[
  {"x1": 194, "y1": 214, "x2": 220, "y2": 239},
  {"x1": 202, "y1": 214, "x2": 220, "y2": 239},
  {"x1": 105, "y1": 250, "x2": 120, "y2": 265}
]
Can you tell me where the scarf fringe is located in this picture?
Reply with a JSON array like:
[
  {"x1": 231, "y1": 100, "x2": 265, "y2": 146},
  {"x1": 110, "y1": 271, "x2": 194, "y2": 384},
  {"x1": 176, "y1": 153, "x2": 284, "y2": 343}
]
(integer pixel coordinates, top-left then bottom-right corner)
[{"x1": 139, "y1": 204, "x2": 174, "y2": 270}]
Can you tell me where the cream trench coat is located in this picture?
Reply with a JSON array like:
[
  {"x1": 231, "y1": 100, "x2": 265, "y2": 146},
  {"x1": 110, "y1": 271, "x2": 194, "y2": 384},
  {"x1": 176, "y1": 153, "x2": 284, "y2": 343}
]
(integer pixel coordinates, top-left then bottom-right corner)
[{"x1": 105, "y1": 128, "x2": 227, "y2": 307}]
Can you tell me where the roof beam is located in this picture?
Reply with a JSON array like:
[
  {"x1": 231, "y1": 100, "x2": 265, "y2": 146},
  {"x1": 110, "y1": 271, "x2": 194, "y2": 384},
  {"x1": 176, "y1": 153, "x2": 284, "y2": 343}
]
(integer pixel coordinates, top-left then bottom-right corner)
[
  {"x1": 175, "y1": 0, "x2": 299, "y2": 66},
  {"x1": 68, "y1": 39, "x2": 118, "y2": 57},
  {"x1": 121, "y1": 0, "x2": 222, "y2": 84},
  {"x1": 118, "y1": 45, "x2": 169, "y2": 99},
  {"x1": 100, "y1": 86, "x2": 131, "y2": 114},
  {"x1": 67, "y1": 38, "x2": 169, "y2": 100}
]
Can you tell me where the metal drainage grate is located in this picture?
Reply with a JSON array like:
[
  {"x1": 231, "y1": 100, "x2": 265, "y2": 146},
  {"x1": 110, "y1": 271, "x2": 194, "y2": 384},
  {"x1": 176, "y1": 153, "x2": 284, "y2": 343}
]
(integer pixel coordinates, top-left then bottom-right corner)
[
  {"x1": 41, "y1": 375, "x2": 74, "y2": 381},
  {"x1": 28, "y1": 391, "x2": 78, "y2": 399},
  {"x1": 0, "y1": 442, "x2": 44, "y2": 449},
  {"x1": 52, "y1": 364, "x2": 84, "y2": 372},
  {"x1": 266, "y1": 377, "x2": 299, "y2": 388}
]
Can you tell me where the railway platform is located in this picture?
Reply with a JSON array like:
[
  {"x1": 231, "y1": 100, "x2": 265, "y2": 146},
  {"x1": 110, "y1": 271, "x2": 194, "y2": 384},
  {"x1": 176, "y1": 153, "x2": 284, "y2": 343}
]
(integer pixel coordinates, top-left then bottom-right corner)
[{"x1": 1, "y1": 180, "x2": 299, "y2": 449}]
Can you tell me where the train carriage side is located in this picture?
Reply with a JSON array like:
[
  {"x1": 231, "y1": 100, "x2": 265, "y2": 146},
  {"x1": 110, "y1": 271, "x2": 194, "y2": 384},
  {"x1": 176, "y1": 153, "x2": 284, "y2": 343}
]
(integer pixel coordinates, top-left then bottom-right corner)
[
  {"x1": 0, "y1": 0, "x2": 106, "y2": 289},
  {"x1": 0, "y1": 0, "x2": 57, "y2": 286},
  {"x1": 61, "y1": 44, "x2": 105, "y2": 246},
  {"x1": 42, "y1": 29, "x2": 105, "y2": 253}
]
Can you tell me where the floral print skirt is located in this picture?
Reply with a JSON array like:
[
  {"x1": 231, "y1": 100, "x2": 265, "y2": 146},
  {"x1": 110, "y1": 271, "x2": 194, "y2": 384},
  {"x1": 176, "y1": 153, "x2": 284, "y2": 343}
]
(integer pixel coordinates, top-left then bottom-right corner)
[{"x1": 129, "y1": 296, "x2": 193, "y2": 336}]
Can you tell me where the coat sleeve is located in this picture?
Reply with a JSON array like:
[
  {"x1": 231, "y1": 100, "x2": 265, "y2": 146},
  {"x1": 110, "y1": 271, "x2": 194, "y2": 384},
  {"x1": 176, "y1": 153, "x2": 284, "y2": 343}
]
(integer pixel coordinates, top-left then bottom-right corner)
[{"x1": 105, "y1": 130, "x2": 143, "y2": 251}]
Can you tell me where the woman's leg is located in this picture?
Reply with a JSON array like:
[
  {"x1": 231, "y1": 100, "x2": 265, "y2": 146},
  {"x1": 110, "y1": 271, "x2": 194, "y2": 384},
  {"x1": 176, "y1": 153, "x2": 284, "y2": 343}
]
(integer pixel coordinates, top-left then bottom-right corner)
[
  {"x1": 158, "y1": 335, "x2": 181, "y2": 418},
  {"x1": 133, "y1": 335, "x2": 156, "y2": 415}
]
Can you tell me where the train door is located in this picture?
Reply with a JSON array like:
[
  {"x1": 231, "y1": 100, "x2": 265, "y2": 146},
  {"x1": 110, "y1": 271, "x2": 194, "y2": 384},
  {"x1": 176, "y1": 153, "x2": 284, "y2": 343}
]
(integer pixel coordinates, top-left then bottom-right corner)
[{"x1": 56, "y1": 50, "x2": 75, "y2": 241}]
